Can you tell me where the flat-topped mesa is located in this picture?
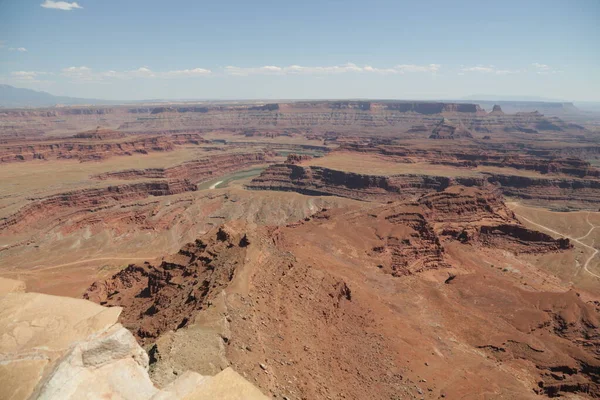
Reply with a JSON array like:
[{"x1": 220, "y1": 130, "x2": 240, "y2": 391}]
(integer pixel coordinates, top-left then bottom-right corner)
[
  {"x1": 334, "y1": 143, "x2": 600, "y2": 179},
  {"x1": 377, "y1": 102, "x2": 484, "y2": 114},
  {"x1": 249, "y1": 158, "x2": 600, "y2": 207},
  {"x1": 108, "y1": 101, "x2": 494, "y2": 134},
  {"x1": 247, "y1": 163, "x2": 486, "y2": 202}
]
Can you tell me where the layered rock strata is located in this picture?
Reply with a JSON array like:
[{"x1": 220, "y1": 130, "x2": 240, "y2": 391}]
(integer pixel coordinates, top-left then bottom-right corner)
[
  {"x1": 0, "y1": 180, "x2": 197, "y2": 232},
  {"x1": 0, "y1": 134, "x2": 207, "y2": 163},
  {"x1": 93, "y1": 152, "x2": 271, "y2": 182},
  {"x1": 249, "y1": 162, "x2": 600, "y2": 205}
]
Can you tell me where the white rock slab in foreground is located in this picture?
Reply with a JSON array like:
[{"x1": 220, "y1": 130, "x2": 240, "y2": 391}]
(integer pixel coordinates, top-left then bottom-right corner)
[{"x1": 0, "y1": 281, "x2": 268, "y2": 400}]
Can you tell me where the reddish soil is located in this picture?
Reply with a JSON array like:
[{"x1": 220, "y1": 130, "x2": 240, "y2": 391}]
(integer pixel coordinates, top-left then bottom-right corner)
[
  {"x1": 3, "y1": 100, "x2": 600, "y2": 399},
  {"x1": 84, "y1": 186, "x2": 599, "y2": 399}
]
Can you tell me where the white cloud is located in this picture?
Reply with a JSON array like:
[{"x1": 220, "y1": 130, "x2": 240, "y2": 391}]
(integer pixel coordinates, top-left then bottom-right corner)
[
  {"x1": 11, "y1": 71, "x2": 49, "y2": 81},
  {"x1": 99, "y1": 70, "x2": 119, "y2": 78},
  {"x1": 531, "y1": 63, "x2": 559, "y2": 75},
  {"x1": 0, "y1": 40, "x2": 6, "y2": 49},
  {"x1": 460, "y1": 65, "x2": 522, "y2": 75},
  {"x1": 532, "y1": 63, "x2": 551, "y2": 71},
  {"x1": 59, "y1": 66, "x2": 211, "y2": 81},
  {"x1": 62, "y1": 66, "x2": 93, "y2": 80},
  {"x1": 495, "y1": 69, "x2": 520, "y2": 75},
  {"x1": 9, "y1": 47, "x2": 28, "y2": 52},
  {"x1": 130, "y1": 67, "x2": 155, "y2": 78},
  {"x1": 461, "y1": 65, "x2": 495, "y2": 73},
  {"x1": 225, "y1": 63, "x2": 440, "y2": 76},
  {"x1": 41, "y1": 0, "x2": 82, "y2": 10},
  {"x1": 394, "y1": 64, "x2": 441, "y2": 73},
  {"x1": 164, "y1": 68, "x2": 212, "y2": 77}
]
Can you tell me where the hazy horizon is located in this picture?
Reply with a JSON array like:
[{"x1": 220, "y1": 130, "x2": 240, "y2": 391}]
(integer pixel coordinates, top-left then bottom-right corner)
[{"x1": 5, "y1": 84, "x2": 597, "y2": 105}]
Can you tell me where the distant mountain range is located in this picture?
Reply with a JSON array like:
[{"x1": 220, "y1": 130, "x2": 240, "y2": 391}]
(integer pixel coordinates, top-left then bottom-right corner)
[{"x1": 0, "y1": 84, "x2": 115, "y2": 108}]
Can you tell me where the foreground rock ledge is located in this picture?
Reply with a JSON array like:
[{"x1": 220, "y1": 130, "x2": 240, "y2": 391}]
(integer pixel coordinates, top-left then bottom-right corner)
[{"x1": 0, "y1": 277, "x2": 267, "y2": 400}]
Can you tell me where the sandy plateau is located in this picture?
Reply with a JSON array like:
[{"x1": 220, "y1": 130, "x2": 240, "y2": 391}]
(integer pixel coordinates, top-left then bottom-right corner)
[{"x1": 1, "y1": 101, "x2": 600, "y2": 399}]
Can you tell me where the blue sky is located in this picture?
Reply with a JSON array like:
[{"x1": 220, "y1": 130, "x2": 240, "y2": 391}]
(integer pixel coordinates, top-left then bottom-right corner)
[{"x1": 0, "y1": 0, "x2": 598, "y2": 101}]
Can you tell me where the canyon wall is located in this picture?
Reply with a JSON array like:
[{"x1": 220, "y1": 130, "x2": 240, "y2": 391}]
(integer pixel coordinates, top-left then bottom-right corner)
[
  {"x1": 248, "y1": 163, "x2": 600, "y2": 205},
  {"x1": 0, "y1": 180, "x2": 197, "y2": 232},
  {"x1": 0, "y1": 134, "x2": 207, "y2": 163}
]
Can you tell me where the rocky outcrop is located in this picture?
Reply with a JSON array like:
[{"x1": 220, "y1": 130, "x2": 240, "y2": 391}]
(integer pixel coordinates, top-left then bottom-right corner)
[
  {"x1": 0, "y1": 279, "x2": 267, "y2": 400},
  {"x1": 284, "y1": 153, "x2": 313, "y2": 164},
  {"x1": 84, "y1": 227, "x2": 249, "y2": 344},
  {"x1": 376, "y1": 209, "x2": 449, "y2": 276},
  {"x1": 0, "y1": 180, "x2": 197, "y2": 232},
  {"x1": 418, "y1": 186, "x2": 572, "y2": 253},
  {"x1": 477, "y1": 224, "x2": 572, "y2": 252},
  {"x1": 418, "y1": 185, "x2": 515, "y2": 223}
]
